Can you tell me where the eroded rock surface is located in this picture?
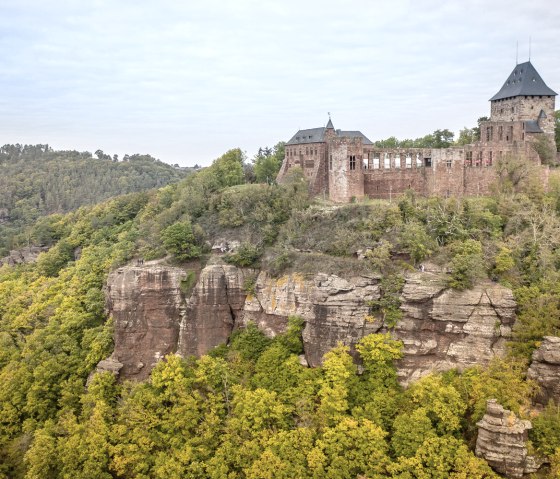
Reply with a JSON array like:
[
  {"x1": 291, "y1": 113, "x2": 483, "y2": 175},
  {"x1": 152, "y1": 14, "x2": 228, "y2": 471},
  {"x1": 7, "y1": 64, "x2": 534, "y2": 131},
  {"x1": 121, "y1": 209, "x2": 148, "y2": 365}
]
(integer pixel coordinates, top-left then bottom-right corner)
[
  {"x1": 106, "y1": 266, "x2": 187, "y2": 380},
  {"x1": 394, "y1": 271, "x2": 515, "y2": 384},
  {"x1": 0, "y1": 246, "x2": 48, "y2": 267},
  {"x1": 242, "y1": 271, "x2": 382, "y2": 366},
  {"x1": 527, "y1": 336, "x2": 560, "y2": 406},
  {"x1": 106, "y1": 261, "x2": 516, "y2": 383},
  {"x1": 475, "y1": 399, "x2": 541, "y2": 478},
  {"x1": 179, "y1": 264, "x2": 251, "y2": 357}
]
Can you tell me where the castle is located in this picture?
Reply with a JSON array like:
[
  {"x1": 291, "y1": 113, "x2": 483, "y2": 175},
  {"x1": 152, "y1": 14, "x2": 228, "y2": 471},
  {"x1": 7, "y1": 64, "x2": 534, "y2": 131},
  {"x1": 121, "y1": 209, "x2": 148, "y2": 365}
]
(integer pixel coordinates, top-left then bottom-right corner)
[{"x1": 277, "y1": 61, "x2": 557, "y2": 202}]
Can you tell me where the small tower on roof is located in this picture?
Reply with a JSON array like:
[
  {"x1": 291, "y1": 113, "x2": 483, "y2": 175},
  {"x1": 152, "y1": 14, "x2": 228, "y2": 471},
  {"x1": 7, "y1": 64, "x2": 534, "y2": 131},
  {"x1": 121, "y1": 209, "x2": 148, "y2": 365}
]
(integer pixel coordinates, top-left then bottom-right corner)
[{"x1": 325, "y1": 115, "x2": 336, "y2": 140}]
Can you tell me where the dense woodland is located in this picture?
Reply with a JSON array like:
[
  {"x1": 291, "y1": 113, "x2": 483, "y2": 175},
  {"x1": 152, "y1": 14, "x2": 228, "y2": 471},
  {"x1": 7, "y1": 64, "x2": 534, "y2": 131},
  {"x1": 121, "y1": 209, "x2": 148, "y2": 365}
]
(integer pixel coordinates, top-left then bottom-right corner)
[
  {"x1": 0, "y1": 131, "x2": 560, "y2": 477},
  {"x1": 0, "y1": 144, "x2": 192, "y2": 256},
  {"x1": 0, "y1": 148, "x2": 560, "y2": 478}
]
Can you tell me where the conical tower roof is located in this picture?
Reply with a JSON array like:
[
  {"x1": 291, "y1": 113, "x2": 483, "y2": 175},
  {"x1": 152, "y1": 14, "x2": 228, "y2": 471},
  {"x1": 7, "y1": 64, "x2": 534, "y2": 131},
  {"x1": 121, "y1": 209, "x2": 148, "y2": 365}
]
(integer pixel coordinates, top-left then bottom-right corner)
[
  {"x1": 490, "y1": 61, "x2": 557, "y2": 101},
  {"x1": 326, "y1": 118, "x2": 334, "y2": 129}
]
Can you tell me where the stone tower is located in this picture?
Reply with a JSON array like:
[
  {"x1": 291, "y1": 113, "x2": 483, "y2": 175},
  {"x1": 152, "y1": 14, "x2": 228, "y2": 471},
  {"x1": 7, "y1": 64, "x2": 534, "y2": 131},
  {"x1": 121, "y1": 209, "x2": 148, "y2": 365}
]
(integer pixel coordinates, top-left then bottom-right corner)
[
  {"x1": 481, "y1": 61, "x2": 557, "y2": 155},
  {"x1": 327, "y1": 118, "x2": 366, "y2": 202}
]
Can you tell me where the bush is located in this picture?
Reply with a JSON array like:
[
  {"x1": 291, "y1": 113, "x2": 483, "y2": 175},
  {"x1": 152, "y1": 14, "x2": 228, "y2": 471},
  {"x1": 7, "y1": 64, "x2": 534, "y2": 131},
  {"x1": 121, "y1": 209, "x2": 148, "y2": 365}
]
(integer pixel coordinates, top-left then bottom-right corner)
[
  {"x1": 448, "y1": 239, "x2": 485, "y2": 289},
  {"x1": 161, "y1": 220, "x2": 201, "y2": 261},
  {"x1": 223, "y1": 242, "x2": 261, "y2": 267}
]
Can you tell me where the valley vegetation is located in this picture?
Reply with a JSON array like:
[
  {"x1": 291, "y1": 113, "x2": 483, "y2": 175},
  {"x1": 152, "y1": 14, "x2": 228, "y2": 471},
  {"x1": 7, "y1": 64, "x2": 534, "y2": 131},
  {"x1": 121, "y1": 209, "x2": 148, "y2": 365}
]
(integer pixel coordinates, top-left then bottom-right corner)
[{"x1": 0, "y1": 143, "x2": 560, "y2": 477}]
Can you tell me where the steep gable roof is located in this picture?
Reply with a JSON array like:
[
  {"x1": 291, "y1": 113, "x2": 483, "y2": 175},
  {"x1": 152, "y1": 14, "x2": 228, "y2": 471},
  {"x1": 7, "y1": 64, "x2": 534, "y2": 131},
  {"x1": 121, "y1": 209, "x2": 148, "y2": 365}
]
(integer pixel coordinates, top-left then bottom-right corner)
[
  {"x1": 286, "y1": 126, "x2": 373, "y2": 146},
  {"x1": 286, "y1": 127, "x2": 326, "y2": 145},
  {"x1": 490, "y1": 61, "x2": 557, "y2": 101}
]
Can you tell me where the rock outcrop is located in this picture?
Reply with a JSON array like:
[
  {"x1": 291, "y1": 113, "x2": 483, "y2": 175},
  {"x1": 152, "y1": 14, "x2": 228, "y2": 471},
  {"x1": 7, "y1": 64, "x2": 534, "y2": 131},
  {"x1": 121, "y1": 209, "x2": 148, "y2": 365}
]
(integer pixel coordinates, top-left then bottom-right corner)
[
  {"x1": 0, "y1": 246, "x2": 49, "y2": 267},
  {"x1": 475, "y1": 399, "x2": 541, "y2": 478},
  {"x1": 178, "y1": 264, "x2": 251, "y2": 357},
  {"x1": 106, "y1": 263, "x2": 252, "y2": 380},
  {"x1": 527, "y1": 336, "x2": 560, "y2": 406},
  {"x1": 242, "y1": 272, "x2": 382, "y2": 366},
  {"x1": 394, "y1": 271, "x2": 515, "y2": 384},
  {"x1": 106, "y1": 260, "x2": 516, "y2": 382},
  {"x1": 243, "y1": 269, "x2": 515, "y2": 382},
  {"x1": 106, "y1": 266, "x2": 187, "y2": 380}
]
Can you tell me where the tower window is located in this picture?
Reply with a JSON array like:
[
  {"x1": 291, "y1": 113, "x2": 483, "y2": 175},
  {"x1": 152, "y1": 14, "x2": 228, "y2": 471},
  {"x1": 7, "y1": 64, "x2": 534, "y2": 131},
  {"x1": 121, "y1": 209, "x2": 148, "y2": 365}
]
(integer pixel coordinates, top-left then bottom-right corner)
[
  {"x1": 446, "y1": 158, "x2": 452, "y2": 168},
  {"x1": 349, "y1": 155, "x2": 356, "y2": 170},
  {"x1": 329, "y1": 154, "x2": 332, "y2": 170}
]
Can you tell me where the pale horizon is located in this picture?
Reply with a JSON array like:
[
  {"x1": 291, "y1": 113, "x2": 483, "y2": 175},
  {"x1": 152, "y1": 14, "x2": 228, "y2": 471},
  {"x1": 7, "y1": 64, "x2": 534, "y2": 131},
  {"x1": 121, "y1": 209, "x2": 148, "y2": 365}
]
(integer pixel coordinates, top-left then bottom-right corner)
[{"x1": 1, "y1": 0, "x2": 559, "y2": 167}]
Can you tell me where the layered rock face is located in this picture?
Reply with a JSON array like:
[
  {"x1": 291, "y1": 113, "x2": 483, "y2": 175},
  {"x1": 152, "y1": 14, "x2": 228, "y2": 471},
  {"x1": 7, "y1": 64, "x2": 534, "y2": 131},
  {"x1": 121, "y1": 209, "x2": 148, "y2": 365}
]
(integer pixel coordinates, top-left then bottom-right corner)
[
  {"x1": 395, "y1": 271, "x2": 515, "y2": 384},
  {"x1": 244, "y1": 270, "x2": 515, "y2": 382},
  {"x1": 242, "y1": 272, "x2": 382, "y2": 366},
  {"x1": 106, "y1": 262, "x2": 515, "y2": 382},
  {"x1": 106, "y1": 266, "x2": 187, "y2": 380},
  {"x1": 527, "y1": 336, "x2": 560, "y2": 406},
  {"x1": 178, "y1": 264, "x2": 251, "y2": 357},
  {"x1": 475, "y1": 400, "x2": 540, "y2": 478},
  {"x1": 106, "y1": 263, "x2": 251, "y2": 380},
  {"x1": 0, "y1": 246, "x2": 48, "y2": 267}
]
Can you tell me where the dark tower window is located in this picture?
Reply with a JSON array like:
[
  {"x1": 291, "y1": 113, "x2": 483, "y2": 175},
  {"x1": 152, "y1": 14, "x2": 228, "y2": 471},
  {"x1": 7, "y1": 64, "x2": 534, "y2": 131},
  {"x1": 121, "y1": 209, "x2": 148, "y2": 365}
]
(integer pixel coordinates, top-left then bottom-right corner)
[
  {"x1": 329, "y1": 154, "x2": 333, "y2": 170},
  {"x1": 465, "y1": 151, "x2": 473, "y2": 167},
  {"x1": 349, "y1": 155, "x2": 356, "y2": 170}
]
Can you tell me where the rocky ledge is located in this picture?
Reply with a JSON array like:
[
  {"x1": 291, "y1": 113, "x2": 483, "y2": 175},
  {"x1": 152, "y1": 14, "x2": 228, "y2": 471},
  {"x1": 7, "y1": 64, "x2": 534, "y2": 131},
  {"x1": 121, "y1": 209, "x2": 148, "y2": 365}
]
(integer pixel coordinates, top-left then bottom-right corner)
[
  {"x1": 104, "y1": 261, "x2": 516, "y2": 383},
  {"x1": 527, "y1": 336, "x2": 560, "y2": 406},
  {"x1": 475, "y1": 399, "x2": 542, "y2": 478}
]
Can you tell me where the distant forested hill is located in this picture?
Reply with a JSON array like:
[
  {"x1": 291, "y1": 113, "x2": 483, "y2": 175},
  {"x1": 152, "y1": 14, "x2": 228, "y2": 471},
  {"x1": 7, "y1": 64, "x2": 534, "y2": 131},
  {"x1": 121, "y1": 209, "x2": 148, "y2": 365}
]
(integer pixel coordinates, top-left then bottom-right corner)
[{"x1": 0, "y1": 144, "x2": 192, "y2": 255}]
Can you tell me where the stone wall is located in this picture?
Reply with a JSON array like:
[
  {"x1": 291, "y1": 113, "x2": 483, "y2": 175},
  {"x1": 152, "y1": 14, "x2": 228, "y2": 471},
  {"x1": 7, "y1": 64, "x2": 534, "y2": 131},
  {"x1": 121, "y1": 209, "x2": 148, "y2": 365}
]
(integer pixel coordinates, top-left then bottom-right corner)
[{"x1": 327, "y1": 137, "x2": 365, "y2": 202}]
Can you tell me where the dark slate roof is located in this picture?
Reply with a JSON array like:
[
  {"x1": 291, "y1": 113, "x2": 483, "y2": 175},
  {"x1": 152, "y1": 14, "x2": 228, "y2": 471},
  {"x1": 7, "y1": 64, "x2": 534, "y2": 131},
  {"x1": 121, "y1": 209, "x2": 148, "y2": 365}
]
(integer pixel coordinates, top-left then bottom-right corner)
[
  {"x1": 286, "y1": 127, "x2": 326, "y2": 145},
  {"x1": 337, "y1": 130, "x2": 374, "y2": 145},
  {"x1": 490, "y1": 61, "x2": 557, "y2": 101},
  {"x1": 525, "y1": 120, "x2": 543, "y2": 133},
  {"x1": 286, "y1": 126, "x2": 373, "y2": 145},
  {"x1": 326, "y1": 118, "x2": 334, "y2": 129}
]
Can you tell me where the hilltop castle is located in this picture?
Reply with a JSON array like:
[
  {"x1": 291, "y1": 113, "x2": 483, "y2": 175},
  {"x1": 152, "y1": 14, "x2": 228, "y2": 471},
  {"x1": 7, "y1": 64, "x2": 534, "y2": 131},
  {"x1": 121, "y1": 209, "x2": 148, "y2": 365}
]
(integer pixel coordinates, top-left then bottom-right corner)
[{"x1": 277, "y1": 61, "x2": 557, "y2": 202}]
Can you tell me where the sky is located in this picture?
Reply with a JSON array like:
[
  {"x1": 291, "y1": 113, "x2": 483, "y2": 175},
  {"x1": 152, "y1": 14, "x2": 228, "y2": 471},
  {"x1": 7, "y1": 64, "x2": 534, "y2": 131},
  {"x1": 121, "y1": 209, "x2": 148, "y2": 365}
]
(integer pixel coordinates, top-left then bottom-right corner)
[{"x1": 1, "y1": 0, "x2": 559, "y2": 167}]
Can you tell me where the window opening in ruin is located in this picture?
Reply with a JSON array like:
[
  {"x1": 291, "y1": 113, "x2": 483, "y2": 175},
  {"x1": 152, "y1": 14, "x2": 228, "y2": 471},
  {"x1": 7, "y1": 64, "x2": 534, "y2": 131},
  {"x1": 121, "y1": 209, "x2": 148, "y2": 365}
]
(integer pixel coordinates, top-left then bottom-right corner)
[
  {"x1": 486, "y1": 126, "x2": 493, "y2": 142},
  {"x1": 384, "y1": 153, "x2": 391, "y2": 169},
  {"x1": 373, "y1": 155, "x2": 380, "y2": 169},
  {"x1": 487, "y1": 151, "x2": 493, "y2": 166},
  {"x1": 406, "y1": 155, "x2": 412, "y2": 168},
  {"x1": 349, "y1": 155, "x2": 356, "y2": 170},
  {"x1": 416, "y1": 153, "x2": 422, "y2": 168},
  {"x1": 476, "y1": 151, "x2": 482, "y2": 167},
  {"x1": 465, "y1": 151, "x2": 473, "y2": 167},
  {"x1": 446, "y1": 159, "x2": 452, "y2": 168},
  {"x1": 424, "y1": 158, "x2": 432, "y2": 168},
  {"x1": 394, "y1": 154, "x2": 401, "y2": 169},
  {"x1": 363, "y1": 157, "x2": 368, "y2": 170}
]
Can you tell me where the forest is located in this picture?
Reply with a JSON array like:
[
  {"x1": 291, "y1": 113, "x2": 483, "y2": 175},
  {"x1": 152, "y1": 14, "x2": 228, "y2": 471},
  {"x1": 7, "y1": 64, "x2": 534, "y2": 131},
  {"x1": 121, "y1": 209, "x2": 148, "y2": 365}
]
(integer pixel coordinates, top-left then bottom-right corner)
[
  {"x1": 0, "y1": 144, "x2": 191, "y2": 256},
  {"x1": 0, "y1": 142, "x2": 560, "y2": 478}
]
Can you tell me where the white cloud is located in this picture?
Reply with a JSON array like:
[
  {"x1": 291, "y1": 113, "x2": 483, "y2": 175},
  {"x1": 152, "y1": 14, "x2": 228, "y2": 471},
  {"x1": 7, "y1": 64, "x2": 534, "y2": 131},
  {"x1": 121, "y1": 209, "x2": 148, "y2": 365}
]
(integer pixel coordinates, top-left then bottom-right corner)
[{"x1": 0, "y1": 0, "x2": 558, "y2": 165}]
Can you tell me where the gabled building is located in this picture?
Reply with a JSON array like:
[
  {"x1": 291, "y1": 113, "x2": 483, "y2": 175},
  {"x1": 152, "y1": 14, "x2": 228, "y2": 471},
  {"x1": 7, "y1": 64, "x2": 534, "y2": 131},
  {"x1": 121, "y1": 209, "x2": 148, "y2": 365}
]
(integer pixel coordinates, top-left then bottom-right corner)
[{"x1": 277, "y1": 60, "x2": 557, "y2": 202}]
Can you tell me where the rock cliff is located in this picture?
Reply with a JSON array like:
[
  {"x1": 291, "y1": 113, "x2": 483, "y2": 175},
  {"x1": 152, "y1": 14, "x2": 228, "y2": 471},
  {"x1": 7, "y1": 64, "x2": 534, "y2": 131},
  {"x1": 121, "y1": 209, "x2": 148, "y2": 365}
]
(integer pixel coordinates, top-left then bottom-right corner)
[
  {"x1": 475, "y1": 399, "x2": 541, "y2": 478},
  {"x1": 105, "y1": 260, "x2": 516, "y2": 383},
  {"x1": 0, "y1": 246, "x2": 49, "y2": 267},
  {"x1": 527, "y1": 336, "x2": 560, "y2": 406}
]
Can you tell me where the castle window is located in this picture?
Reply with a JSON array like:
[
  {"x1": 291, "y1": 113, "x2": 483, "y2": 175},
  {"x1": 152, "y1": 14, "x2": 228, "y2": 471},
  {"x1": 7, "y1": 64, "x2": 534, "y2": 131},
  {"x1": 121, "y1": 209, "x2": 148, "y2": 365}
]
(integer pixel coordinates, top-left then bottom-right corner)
[
  {"x1": 465, "y1": 151, "x2": 473, "y2": 167},
  {"x1": 329, "y1": 154, "x2": 332, "y2": 170},
  {"x1": 384, "y1": 153, "x2": 391, "y2": 169},
  {"x1": 487, "y1": 151, "x2": 493, "y2": 166},
  {"x1": 424, "y1": 158, "x2": 432, "y2": 168},
  {"x1": 446, "y1": 158, "x2": 452, "y2": 168},
  {"x1": 363, "y1": 157, "x2": 368, "y2": 170},
  {"x1": 416, "y1": 153, "x2": 422, "y2": 168},
  {"x1": 373, "y1": 155, "x2": 380, "y2": 169},
  {"x1": 394, "y1": 154, "x2": 401, "y2": 169},
  {"x1": 349, "y1": 155, "x2": 356, "y2": 170},
  {"x1": 406, "y1": 155, "x2": 412, "y2": 168},
  {"x1": 486, "y1": 126, "x2": 493, "y2": 142},
  {"x1": 305, "y1": 147, "x2": 309, "y2": 155},
  {"x1": 509, "y1": 126, "x2": 513, "y2": 141}
]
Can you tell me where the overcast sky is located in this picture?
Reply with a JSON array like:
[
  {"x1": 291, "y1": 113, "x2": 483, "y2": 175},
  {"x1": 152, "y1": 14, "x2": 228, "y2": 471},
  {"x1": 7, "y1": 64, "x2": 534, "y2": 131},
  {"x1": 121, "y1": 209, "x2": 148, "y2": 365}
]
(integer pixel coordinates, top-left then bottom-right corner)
[{"x1": 1, "y1": 0, "x2": 559, "y2": 166}]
